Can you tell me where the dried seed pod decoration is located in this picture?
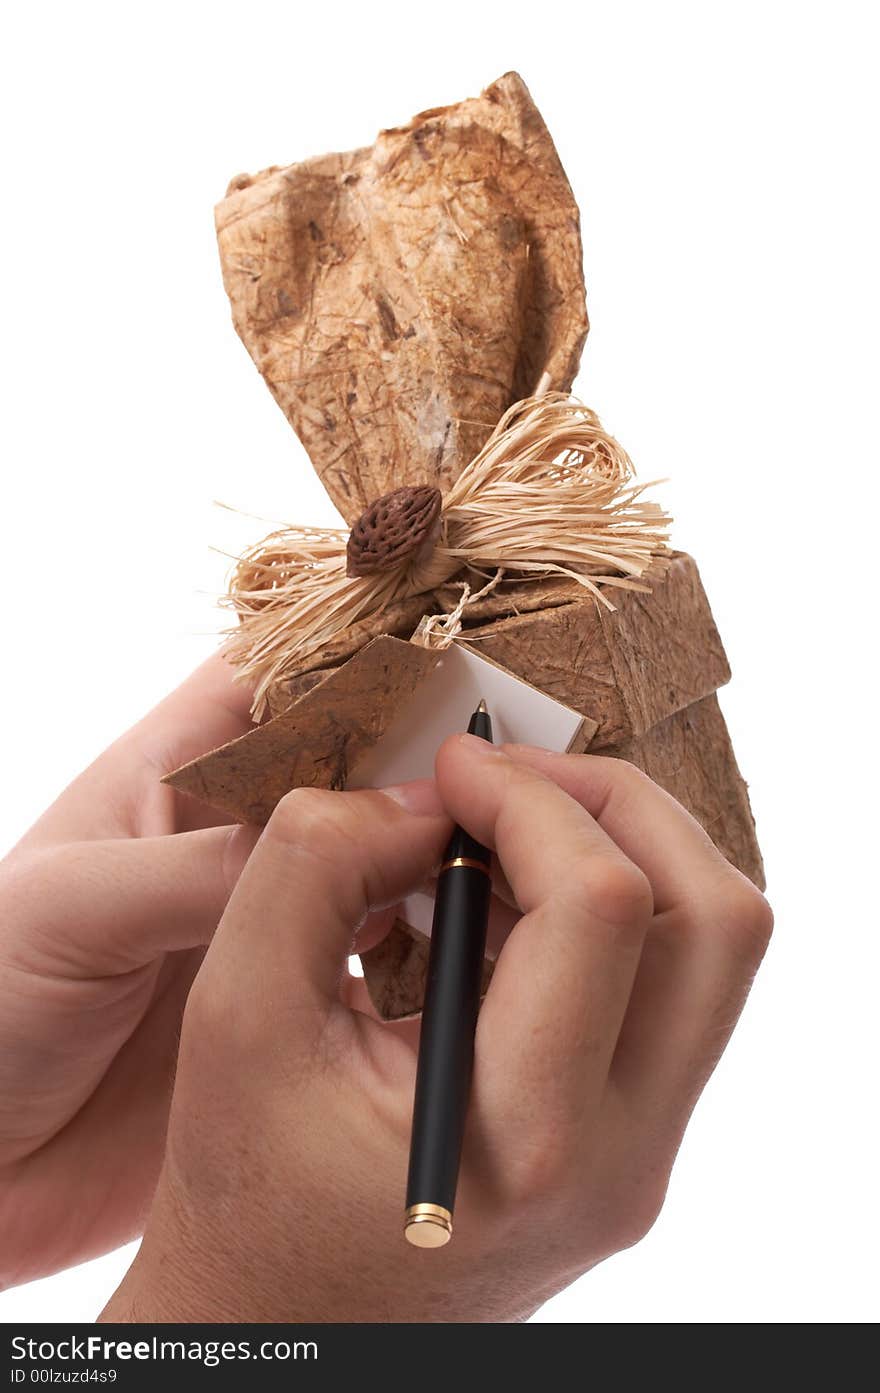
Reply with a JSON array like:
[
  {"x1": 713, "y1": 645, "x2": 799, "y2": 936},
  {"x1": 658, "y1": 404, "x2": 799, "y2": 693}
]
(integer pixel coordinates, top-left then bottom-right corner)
[{"x1": 346, "y1": 485, "x2": 443, "y2": 578}]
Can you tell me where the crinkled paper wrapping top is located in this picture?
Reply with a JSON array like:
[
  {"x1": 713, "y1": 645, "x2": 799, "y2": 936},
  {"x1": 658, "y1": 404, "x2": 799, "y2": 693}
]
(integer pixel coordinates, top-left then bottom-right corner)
[{"x1": 215, "y1": 71, "x2": 588, "y2": 523}]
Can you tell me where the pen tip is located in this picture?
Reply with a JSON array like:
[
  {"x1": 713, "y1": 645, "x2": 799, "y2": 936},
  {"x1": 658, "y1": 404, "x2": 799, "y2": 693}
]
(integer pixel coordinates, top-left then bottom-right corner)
[{"x1": 476, "y1": 698, "x2": 488, "y2": 713}]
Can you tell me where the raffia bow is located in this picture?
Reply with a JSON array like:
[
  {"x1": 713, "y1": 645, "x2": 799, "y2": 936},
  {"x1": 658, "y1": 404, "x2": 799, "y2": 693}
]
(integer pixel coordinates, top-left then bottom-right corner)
[{"x1": 224, "y1": 393, "x2": 672, "y2": 719}]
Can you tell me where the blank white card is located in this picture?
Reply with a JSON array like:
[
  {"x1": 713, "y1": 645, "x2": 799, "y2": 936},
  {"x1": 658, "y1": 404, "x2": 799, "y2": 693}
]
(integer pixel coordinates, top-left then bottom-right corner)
[{"x1": 347, "y1": 643, "x2": 588, "y2": 934}]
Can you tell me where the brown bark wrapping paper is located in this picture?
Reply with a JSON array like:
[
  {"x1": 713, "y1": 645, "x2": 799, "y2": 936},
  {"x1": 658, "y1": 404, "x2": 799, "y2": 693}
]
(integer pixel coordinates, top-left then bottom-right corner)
[
  {"x1": 166, "y1": 73, "x2": 764, "y2": 1020},
  {"x1": 166, "y1": 557, "x2": 764, "y2": 1018},
  {"x1": 458, "y1": 553, "x2": 731, "y2": 749},
  {"x1": 609, "y1": 695, "x2": 764, "y2": 890},
  {"x1": 168, "y1": 637, "x2": 440, "y2": 825},
  {"x1": 216, "y1": 72, "x2": 588, "y2": 521}
]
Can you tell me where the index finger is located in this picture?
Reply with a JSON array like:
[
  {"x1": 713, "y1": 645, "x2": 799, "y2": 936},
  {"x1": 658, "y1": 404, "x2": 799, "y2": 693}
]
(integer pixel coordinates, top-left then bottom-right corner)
[
  {"x1": 500, "y1": 744, "x2": 741, "y2": 913},
  {"x1": 435, "y1": 735, "x2": 653, "y2": 1122}
]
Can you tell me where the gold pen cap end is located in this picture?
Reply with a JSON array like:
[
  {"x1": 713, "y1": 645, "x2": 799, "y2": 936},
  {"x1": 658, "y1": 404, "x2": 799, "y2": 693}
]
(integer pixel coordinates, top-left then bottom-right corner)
[{"x1": 404, "y1": 1203, "x2": 453, "y2": 1248}]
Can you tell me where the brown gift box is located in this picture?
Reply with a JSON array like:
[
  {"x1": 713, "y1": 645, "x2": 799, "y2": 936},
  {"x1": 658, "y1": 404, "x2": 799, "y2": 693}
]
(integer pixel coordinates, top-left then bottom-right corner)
[{"x1": 165, "y1": 74, "x2": 763, "y2": 1019}]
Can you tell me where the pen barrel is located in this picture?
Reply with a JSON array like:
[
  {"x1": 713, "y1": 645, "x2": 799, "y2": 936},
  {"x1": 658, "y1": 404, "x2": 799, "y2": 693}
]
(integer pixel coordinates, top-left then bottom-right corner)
[{"x1": 405, "y1": 864, "x2": 492, "y2": 1215}]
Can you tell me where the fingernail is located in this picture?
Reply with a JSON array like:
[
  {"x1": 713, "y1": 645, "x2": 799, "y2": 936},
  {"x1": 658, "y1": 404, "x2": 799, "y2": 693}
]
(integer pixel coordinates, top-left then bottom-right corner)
[
  {"x1": 379, "y1": 779, "x2": 446, "y2": 817},
  {"x1": 457, "y1": 732, "x2": 507, "y2": 758},
  {"x1": 501, "y1": 742, "x2": 564, "y2": 758}
]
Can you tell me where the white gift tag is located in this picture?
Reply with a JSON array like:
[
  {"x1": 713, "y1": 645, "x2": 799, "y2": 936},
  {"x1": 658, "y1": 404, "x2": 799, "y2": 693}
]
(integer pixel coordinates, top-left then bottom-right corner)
[{"x1": 347, "y1": 643, "x2": 589, "y2": 934}]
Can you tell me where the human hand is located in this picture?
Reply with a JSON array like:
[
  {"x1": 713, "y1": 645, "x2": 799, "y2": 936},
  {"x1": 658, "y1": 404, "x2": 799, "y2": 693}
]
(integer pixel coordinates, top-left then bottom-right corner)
[
  {"x1": 104, "y1": 737, "x2": 772, "y2": 1323},
  {"x1": 0, "y1": 657, "x2": 257, "y2": 1287}
]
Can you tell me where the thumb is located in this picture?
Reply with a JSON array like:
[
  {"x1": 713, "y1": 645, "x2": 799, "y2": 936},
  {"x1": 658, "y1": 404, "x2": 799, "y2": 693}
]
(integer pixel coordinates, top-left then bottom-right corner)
[
  {"x1": 199, "y1": 781, "x2": 449, "y2": 1028},
  {"x1": 0, "y1": 825, "x2": 259, "y2": 977}
]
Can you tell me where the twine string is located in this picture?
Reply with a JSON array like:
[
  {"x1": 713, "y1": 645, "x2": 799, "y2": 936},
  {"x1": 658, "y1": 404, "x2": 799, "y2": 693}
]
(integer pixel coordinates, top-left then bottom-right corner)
[{"x1": 416, "y1": 568, "x2": 506, "y2": 649}]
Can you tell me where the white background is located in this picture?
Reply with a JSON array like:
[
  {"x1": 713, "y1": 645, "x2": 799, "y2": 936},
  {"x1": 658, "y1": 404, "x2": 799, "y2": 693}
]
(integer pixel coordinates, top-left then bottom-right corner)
[{"x1": 1, "y1": 1, "x2": 877, "y2": 1323}]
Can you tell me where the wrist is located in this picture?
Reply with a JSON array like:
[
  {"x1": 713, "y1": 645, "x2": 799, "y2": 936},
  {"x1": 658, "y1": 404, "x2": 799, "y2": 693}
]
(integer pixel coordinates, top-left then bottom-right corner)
[
  {"x1": 100, "y1": 1178, "x2": 250, "y2": 1323},
  {"x1": 101, "y1": 1169, "x2": 541, "y2": 1323}
]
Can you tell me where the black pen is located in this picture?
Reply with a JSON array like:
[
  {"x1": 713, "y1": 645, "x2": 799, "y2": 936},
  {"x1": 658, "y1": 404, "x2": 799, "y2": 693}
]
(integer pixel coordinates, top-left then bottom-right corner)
[{"x1": 404, "y1": 699, "x2": 493, "y2": 1247}]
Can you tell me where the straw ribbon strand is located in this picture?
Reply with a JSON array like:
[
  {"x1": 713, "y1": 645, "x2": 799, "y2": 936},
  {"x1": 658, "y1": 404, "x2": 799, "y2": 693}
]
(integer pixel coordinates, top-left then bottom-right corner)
[{"x1": 224, "y1": 393, "x2": 672, "y2": 718}]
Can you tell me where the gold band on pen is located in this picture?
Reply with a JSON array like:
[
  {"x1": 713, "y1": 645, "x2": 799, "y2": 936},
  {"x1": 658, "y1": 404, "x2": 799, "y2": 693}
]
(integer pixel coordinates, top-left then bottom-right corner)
[
  {"x1": 404, "y1": 1203, "x2": 453, "y2": 1247},
  {"x1": 439, "y1": 856, "x2": 491, "y2": 876}
]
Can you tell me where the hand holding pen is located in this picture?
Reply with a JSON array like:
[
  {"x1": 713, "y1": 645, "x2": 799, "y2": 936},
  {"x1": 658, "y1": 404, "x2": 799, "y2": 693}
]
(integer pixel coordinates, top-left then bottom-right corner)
[{"x1": 92, "y1": 703, "x2": 770, "y2": 1320}]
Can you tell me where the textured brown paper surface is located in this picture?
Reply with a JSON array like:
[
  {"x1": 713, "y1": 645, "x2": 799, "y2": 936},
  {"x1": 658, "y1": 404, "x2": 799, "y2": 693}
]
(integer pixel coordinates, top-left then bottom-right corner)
[
  {"x1": 184, "y1": 70, "x2": 764, "y2": 1020},
  {"x1": 215, "y1": 72, "x2": 588, "y2": 522},
  {"x1": 459, "y1": 553, "x2": 731, "y2": 748},
  {"x1": 165, "y1": 637, "x2": 440, "y2": 825},
  {"x1": 611, "y1": 693, "x2": 765, "y2": 890},
  {"x1": 168, "y1": 553, "x2": 730, "y2": 828}
]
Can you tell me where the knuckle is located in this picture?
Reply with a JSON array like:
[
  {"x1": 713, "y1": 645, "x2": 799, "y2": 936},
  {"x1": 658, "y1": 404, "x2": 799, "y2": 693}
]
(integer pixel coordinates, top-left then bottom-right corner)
[
  {"x1": 607, "y1": 1178, "x2": 667, "y2": 1251},
  {"x1": 503, "y1": 1137, "x2": 574, "y2": 1208},
  {"x1": 263, "y1": 786, "x2": 367, "y2": 921},
  {"x1": 0, "y1": 853, "x2": 32, "y2": 911},
  {"x1": 593, "y1": 755, "x2": 654, "y2": 800},
  {"x1": 574, "y1": 856, "x2": 654, "y2": 929},
  {"x1": 267, "y1": 786, "x2": 343, "y2": 852},
  {"x1": 0, "y1": 849, "x2": 68, "y2": 963},
  {"x1": 717, "y1": 875, "x2": 774, "y2": 961},
  {"x1": 0, "y1": 845, "x2": 55, "y2": 896},
  {"x1": 504, "y1": 1142, "x2": 669, "y2": 1256},
  {"x1": 607, "y1": 756, "x2": 652, "y2": 790}
]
